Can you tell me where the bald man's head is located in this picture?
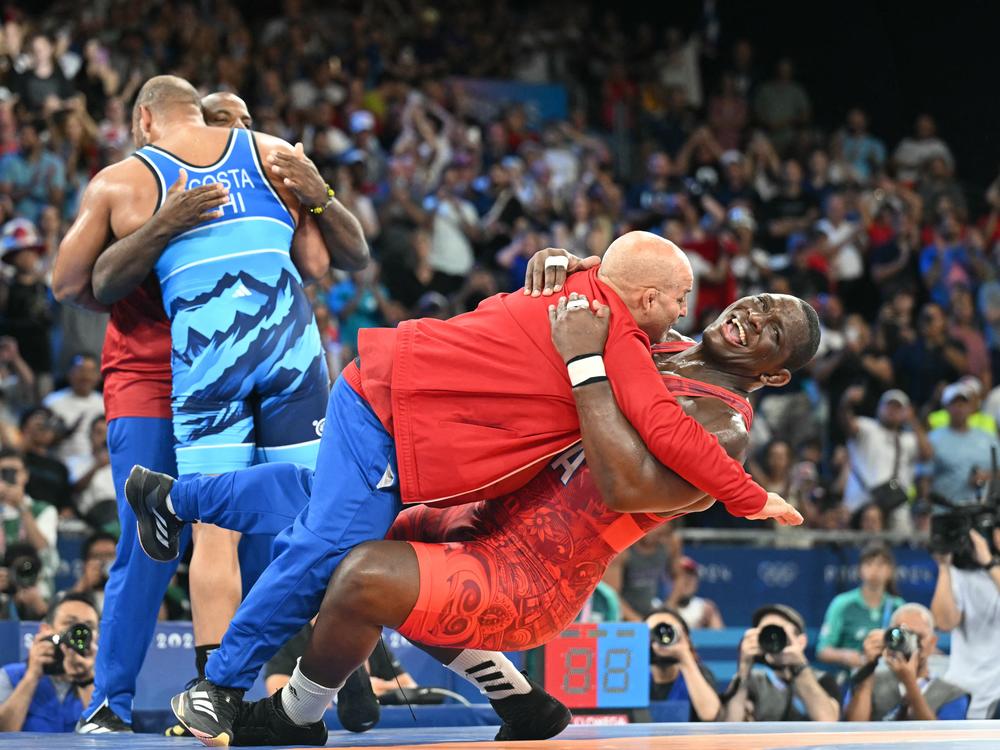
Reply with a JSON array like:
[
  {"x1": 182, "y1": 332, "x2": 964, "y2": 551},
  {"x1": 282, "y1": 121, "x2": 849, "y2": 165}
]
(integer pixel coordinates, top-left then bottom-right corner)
[
  {"x1": 598, "y1": 231, "x2": 693, "y2": 341},
  {"x1": 131, "y1": 75, "x2": 203, "y2": 148},
  {"x1": 202, "y1": 92, "x2": 253, "y2": 130}
]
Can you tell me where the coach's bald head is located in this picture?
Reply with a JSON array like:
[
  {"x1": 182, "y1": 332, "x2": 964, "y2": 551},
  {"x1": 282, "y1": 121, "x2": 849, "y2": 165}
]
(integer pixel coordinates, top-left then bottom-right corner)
[
  {"x1": 132, "y1": 75, "x2": 203, "y2": 148},
  {"x1": 202, "y1": 92, "x2": 253, "y2": 130},
  {"x1": 598, "y1": 231, "x2": 693, "y2": 342}
]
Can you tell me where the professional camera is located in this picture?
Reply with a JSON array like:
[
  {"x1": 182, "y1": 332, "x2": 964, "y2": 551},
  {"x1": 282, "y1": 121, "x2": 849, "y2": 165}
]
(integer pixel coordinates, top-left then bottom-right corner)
[
  {"x1": 9, "y1": 552, "x2": 40, "y2": 590},
  {"x1": 929, "y1": 505, "x2": 996, "y2": 563},
  {"x1": 758, "y1": 624, "x2": 789, "y2": 655},
  {"x1": 883, "y1": 626, "x2": 919, "y2": 660},
  {"x1": 40, "y1": 623, "x2": 93, "y2": 676},
  {"x1": 651, "y1": 621, "x2": 680, "y2": 647}
]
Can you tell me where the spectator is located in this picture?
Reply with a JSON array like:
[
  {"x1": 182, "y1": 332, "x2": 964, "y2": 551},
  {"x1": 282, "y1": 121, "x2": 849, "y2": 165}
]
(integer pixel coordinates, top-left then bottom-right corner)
[
  {"x1": 844, "y1": 603, "x2": 969, "y2": 721},
  {"x1": 17, "y1": 408, "x2": 71, "y2": 514},
  {"x1": 426, "y1": 164, "x2": 480, "y2": 294},
  {"x1": 893, "y1": 303, "x2": 966, "y2": 408},
  {"x1": 0, "y1": 121, "x2": 66, "y2": 224},
  {"x1": 760, "y1": 160, "x2": 819, "y2": 255},
  {"x1": 10, "y1": 35, "x2": 76, "y2": 113},
  {"x1": 65, "y1": 416, "x2": 114, "y2": 528},
  {"x1": 753, "y1": 59, "x2": 810, "y2": 153},
  {"x1": 837, "y1": 108, "x2": 886, "y2": 182},
  {"x1": 67, "y1": 532, "x2": 116, "y2": 611},
  {"x1": 918, "y1": 157, "x2": 967, "y2": 222},
  {"x1": 0, "y1": 336, "x2": 35, "y2": 432},
  {"x1": 748, "y1": 439, "x2": 793, "y2": 499},
  {"x1": 816, "y1": 193, "x2": 867, "y2": 313},
  {"x1": 642, "y1": 607, "x2": 720, "y2": 721},
  {"x1": 928, "y1": 376, "x2": 996, "y2": 435},
  {"x1": 947, "y1": 287, "x2": 992, "y2": 390},
  {"x1": 665, "y1": 557, "x2": 724, "y2": 630},
  {"x1": 327, "y1": 264, "x2": 403, "y2": 360},
  {"x1": 893, "y1": 114, "x2": 954, "y2": 186},
  {"x1": 928, "y1": 381, "x2": 1000, "y2": 505},
  {"x1": 0, "y1": 449, "x2": 57, "y2": 599},
  {"x1": 931, "y1": 526, "x2": 1000, "y2": 719},
  {"x1": 605, "y1": 525, "x2": 679, "y2": 621},
  {"x1": 839, "y1": 388, "x2": 932, "y2": 529},
  {"x1": 919, "y1": 214, "x2": 975, "y2": 308},
  {"x1": 42, "y1": 353, "x2": 103, "y2": 465},
  {"x1": 0, "y1": 592, "x2": 99, "y2": 732},
  {"x1": 0, "y1": 218, "x2": 53, "y2": 386},
  {"x1": 817, "y1": 542, "x2": 904, "y2": 672},
  {"x1": 722, "y1": 604, "x2": 840, "y2": 722}
]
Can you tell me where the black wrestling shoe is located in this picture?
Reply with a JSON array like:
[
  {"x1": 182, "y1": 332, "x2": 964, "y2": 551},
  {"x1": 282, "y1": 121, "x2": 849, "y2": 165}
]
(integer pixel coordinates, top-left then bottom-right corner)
[
  {"x1": 126, "y1": 464, "x2": 183, "y2": 562},
  {"x1": 230, "y1": 689, "x2": 328, "y2": 747},
  {"x1": 337, "y1": 666, "x2": 380, "y2": 733},
  {"x1": 490, "y1": 673, "x2": 572, "y2": 741},
  {"x1": 171, "y1": 678, "x2": 244, "y2": 747},
  {"x1": 75, "y1": 705, "x2": 133, "y2": 734}
]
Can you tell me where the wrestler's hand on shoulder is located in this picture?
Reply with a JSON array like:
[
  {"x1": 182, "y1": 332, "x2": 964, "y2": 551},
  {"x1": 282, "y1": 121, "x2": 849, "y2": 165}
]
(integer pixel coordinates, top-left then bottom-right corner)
[
  {"x1": 159, "y1": 168, "x2": 230, "y2": 233},
  {"x1": 524, "y1": 247, "x2": 600, "y2": 297},
  {"x1": 548, "y1": 292, "x2": 611, "y2": 363},
  {"x1": 268, "y1": 142, "x2": 329, "y2": 208},
  {"x1": 745, "y1": 492, "x2": 803, "y2": 526}
]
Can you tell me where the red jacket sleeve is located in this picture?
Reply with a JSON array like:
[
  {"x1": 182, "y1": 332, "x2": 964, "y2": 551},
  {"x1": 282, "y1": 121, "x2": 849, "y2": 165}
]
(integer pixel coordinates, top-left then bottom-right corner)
[{"x1": 603, "y1": 327, "x2": 767, "y2": 517}]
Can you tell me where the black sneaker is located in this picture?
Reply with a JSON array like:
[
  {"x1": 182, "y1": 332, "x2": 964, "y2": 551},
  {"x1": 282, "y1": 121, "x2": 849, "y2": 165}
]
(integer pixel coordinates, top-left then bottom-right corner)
[
  {"x1": 170, "y1": 678, "x2": 244, "y2": 747},
  {"x1": 75, "y1": 705, "x2": 133, "y2": 734},
  {"x1": 336, "y1": 666, "x2": 380, "y2": 733},
  {"x1": 231, "y1": 689, "x2": 328, "y2": 747},
  {"x1": 125, "y1": 465, "x2": 183, "y2": 562},
  {"x1": 490, "y1": 674, "x2": 572, "y2": 741}
]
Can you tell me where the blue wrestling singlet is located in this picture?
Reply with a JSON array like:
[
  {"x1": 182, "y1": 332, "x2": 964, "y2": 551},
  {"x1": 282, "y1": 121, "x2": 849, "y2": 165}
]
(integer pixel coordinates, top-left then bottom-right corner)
[{"x1": 133, "y1": 129, "x2": 329, "y2": 475}]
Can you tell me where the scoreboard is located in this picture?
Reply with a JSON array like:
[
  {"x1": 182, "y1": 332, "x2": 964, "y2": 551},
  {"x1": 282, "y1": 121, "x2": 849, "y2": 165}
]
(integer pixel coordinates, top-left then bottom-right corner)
[{"x1": 542, "y1": 622, "x2": 649, "y2": 709}]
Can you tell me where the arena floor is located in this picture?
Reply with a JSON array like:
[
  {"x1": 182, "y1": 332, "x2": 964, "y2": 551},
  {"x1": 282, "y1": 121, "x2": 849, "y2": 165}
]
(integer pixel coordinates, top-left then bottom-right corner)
[{"x1": 3, "y1": 721, "x2": 998, "y2": 749}]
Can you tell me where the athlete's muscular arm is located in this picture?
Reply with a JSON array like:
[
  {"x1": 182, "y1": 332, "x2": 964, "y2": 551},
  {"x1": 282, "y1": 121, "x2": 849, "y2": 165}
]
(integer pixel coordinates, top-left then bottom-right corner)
[
  {"x1": 53, "y1": 172, "x2": 115, "y2": 312},
  {"x1": 267, "y1": 143, "x2": 369, "y2": 274},
  {"x1": 549, "y1": 295, "x2": 745, "y2": 514},
  {"x1": 91, "y1": 170, "x2": 230, "y2": 304}
]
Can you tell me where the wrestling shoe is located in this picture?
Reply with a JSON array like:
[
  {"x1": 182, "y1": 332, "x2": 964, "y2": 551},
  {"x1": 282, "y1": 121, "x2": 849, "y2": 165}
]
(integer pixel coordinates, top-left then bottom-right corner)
[
  {"x1": 490, "y1": 673, "x2": 572, "y2": 741},
  {"x1": 125, "y1": 464, "x2": 183, "y2": 562},
  {"x1": 171, "y1": 678, "x2": 244, "y2": 747},
  {"x1": 336, "y1": 666, "x2": 380, "y2": 732},
  {"x1": 75, "y1": 705, "x2": 133, "y2": 733},
  {"x1": 230, "y1": 689, "x2": 328, "y2": 747}
]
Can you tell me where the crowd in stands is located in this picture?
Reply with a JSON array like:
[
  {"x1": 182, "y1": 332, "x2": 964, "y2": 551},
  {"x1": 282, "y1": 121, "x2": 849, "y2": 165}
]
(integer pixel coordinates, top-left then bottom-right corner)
[{"x1": 0, "y1": 0, "x2": 996, "y2": 704}]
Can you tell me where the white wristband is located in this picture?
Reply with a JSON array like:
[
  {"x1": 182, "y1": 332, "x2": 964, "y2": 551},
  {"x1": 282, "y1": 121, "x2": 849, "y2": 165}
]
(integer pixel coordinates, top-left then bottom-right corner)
[
  {"x1": 544, "y1": 255, "x2": 569, "y2": 269},
  {"x1": 566, "y1": 354, "x2": 607, "y2": 387}
]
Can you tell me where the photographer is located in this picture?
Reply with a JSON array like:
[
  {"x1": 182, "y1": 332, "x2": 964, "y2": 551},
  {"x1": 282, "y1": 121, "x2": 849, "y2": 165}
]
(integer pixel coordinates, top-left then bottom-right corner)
[
  {"x1": 931, "y1": 526, "x2": 1000, "y2": 718},
  {"x1": 66, "y1": 532, "x2": 115, "y2": 610},
  {"x1": 844, "y1": 603, "x2": 968, "y2": 721},
  {"x1": 645, "y1": 607, "x2": 720, "y2": 721},
  {"x1": 817, "y1": 542, "x2": 903, "y2": 672},
  {"x1": 0, "y1": 592, "x2": 98, "y2": 732},
  {"x1": 0, "y1": 448, "x2": 58, "y2": 597},
  {"x1": 722, "y1": 604, "x2": 840, "y2": 722}
]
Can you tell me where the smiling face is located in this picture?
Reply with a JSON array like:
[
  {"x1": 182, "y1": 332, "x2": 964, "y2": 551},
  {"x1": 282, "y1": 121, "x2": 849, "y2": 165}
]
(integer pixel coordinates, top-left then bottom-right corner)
[{"x1": 701, "y1": 293, "x2": 811, "y2": 380}]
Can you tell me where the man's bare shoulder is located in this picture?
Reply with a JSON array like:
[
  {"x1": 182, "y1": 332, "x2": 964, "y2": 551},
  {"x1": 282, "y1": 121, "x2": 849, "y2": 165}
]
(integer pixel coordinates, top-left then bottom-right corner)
[
  {"x1": 89, "y1": 156, "x2": 149, "y2": 193},
  {"x1": 252, "y1": 130, "x2": 294, "y2": 156}
]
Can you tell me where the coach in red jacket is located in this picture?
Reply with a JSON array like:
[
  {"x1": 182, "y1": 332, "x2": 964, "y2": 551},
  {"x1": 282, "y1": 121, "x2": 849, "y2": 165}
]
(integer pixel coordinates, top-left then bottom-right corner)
[{"x1": 160, "y1": 231, "x2": 800, "y2": 744}]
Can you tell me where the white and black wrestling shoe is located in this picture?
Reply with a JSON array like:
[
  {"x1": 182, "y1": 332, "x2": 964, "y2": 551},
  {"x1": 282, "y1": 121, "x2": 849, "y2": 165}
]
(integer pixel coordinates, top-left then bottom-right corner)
[
  {"x1": 75, "y1": 705, "x2": 133, "y2": 734},
  {"x1": 125, "y1": 464, "x2": 184, "y2": 562}
]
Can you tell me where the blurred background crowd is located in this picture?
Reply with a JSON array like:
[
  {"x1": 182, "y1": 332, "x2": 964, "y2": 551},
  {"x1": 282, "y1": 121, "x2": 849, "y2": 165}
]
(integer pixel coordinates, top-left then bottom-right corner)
[{"x1": 0, "y1": 0, "x2": 997, "y2": 648}]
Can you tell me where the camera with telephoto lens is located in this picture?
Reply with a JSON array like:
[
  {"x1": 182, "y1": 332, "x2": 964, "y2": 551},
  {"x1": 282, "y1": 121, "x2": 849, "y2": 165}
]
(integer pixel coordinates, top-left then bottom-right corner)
[
  {"x1": 10, "y1": 554, "x2": 39, "y2": 590},
  {"x1": 0, "y1": 467, "x2": 17, "y2": 485},
  {"x1": 884, "y1": 626, "x2": 919, "y2": 660},
  {"x1": 39, "y1": 623, "x2": 93, "y2": 676},
  {"x1": 758, "y1": 624, "x2": 789, "y2": 655},
  {"x1": 930, "y1": 506, "x2": 995, "y2": 563},
  {"x1": 651, "y1": 622, "x2": 679, "y2": 647}
]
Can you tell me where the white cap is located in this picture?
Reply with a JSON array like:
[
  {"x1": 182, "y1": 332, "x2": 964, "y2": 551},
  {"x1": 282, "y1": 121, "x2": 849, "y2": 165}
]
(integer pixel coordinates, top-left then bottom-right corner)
[
  {"x1": 942, "y1": 381, "x2": 974, "y2": 406},
  {"x1": 878, "y1": 389, "x2": 910, "y2": 408}
]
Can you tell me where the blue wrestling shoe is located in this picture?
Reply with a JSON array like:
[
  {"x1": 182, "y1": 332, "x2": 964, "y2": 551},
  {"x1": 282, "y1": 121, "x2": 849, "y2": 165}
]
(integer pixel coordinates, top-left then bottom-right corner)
[
  {"x1": 125, "y1": 465, "x2": 184, "y2": 562},
  {"x1": 490, "y1": 673, "x2": 572, "y2": 740}
]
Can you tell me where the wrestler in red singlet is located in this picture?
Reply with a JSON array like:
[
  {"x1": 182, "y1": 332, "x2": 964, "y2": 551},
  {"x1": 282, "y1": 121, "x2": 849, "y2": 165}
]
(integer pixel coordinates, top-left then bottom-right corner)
[{"x1": 388, "y1": 345, "x2": 753, "y2": 652}]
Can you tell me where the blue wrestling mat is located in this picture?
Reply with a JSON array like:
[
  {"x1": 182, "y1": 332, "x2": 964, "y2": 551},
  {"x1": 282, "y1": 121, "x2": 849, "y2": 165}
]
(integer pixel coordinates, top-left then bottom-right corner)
[{"x1": 2, "y1": 720, "x2": 998, "y2": 749}]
